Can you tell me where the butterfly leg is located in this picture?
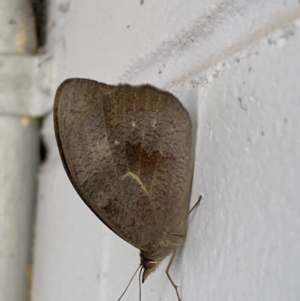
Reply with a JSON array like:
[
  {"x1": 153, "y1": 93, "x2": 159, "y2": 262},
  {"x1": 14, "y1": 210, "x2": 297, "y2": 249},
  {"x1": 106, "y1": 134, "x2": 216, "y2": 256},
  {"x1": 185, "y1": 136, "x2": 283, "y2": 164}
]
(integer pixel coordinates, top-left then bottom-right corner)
[
  {"x1": 166, "y1": 250, "x2": 181, "y2": 301},
  {"x1": 165, "y1": 195, "x2": 202, "y2": 301},
  {"x1": 189, "y1": 194, "x2": 202, "y2": 214}
]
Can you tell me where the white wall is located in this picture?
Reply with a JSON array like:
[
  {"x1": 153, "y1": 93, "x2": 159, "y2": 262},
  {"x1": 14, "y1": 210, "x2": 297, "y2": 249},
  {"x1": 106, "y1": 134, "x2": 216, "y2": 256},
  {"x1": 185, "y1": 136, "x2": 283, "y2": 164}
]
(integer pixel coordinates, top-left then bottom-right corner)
[{"x1": 33, "y1": 1, "x2": 300, "y2": 301}]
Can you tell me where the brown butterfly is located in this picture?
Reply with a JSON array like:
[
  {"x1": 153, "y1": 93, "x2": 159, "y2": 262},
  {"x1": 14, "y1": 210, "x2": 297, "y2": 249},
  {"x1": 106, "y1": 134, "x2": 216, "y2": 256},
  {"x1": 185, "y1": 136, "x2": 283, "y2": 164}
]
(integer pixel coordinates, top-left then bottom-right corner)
[{"x1": 53, "y1": 78, "x2": 200, "y2": 300}]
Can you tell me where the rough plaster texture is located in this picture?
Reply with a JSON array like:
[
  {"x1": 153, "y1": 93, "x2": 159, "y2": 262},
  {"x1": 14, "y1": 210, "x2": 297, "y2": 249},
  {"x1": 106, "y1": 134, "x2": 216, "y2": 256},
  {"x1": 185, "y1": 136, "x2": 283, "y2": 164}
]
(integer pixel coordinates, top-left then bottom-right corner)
[{"x1": 33, "y1": 1, "x2": 300, "y2": 301}]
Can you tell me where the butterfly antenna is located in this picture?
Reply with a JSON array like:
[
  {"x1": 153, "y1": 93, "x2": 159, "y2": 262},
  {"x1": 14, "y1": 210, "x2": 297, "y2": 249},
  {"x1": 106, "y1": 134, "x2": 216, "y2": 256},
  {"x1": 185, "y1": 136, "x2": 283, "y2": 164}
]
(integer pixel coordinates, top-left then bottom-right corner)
[
  {"x1": 117, "y1": 265, "x2": 142, "y2": 301},
  {"x1": 138, "y1": 264, "x2": 143, "y2": 301}
]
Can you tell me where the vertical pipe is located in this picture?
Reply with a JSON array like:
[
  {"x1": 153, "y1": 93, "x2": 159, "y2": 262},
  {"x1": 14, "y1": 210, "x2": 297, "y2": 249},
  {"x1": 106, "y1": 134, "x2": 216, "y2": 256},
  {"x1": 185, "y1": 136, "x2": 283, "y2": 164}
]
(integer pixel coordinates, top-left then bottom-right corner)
[{"x1": 0, "y1": 1, "x2": 39, "y2": 301}]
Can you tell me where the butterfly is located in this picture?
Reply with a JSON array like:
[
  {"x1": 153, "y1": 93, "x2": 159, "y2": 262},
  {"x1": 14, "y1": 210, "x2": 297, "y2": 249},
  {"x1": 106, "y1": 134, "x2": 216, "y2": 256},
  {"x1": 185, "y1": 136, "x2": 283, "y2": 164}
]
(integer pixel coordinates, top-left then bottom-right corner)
[{"x1": 54, "y1": 78, "x2": 200, "y2": 300}]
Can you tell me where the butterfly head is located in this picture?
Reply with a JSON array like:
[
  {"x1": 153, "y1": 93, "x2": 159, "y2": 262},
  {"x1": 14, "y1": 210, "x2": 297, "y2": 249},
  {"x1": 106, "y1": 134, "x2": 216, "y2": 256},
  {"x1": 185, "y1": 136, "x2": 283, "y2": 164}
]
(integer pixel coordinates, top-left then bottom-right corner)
[{"x1": 140, "y1": 252, "x2": 159, "y2": 282}]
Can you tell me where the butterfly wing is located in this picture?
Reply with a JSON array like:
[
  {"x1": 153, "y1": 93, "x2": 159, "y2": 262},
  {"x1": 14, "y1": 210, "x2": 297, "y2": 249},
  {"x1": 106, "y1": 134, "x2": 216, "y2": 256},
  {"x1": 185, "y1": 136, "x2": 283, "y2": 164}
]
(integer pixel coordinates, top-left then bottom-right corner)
[{"x1": 54, "y1": 78, "x2": 193, "y2": 250}]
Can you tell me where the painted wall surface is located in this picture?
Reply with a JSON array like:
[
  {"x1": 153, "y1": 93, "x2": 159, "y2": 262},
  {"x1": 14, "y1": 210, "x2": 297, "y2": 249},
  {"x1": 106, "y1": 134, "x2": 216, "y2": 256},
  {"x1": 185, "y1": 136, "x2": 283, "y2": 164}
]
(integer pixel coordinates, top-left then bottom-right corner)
[{"x1": 33, "y1": 1, "x2": 300, "y2": 301}]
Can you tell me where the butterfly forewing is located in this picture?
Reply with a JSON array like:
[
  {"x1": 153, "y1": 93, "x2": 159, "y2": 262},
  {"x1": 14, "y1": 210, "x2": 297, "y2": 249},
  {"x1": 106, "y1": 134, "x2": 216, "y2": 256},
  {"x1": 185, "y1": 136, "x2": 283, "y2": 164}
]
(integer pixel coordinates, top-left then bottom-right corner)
[{"x1": 54, "y1": 78, "x2": 193, "y2": 250}]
